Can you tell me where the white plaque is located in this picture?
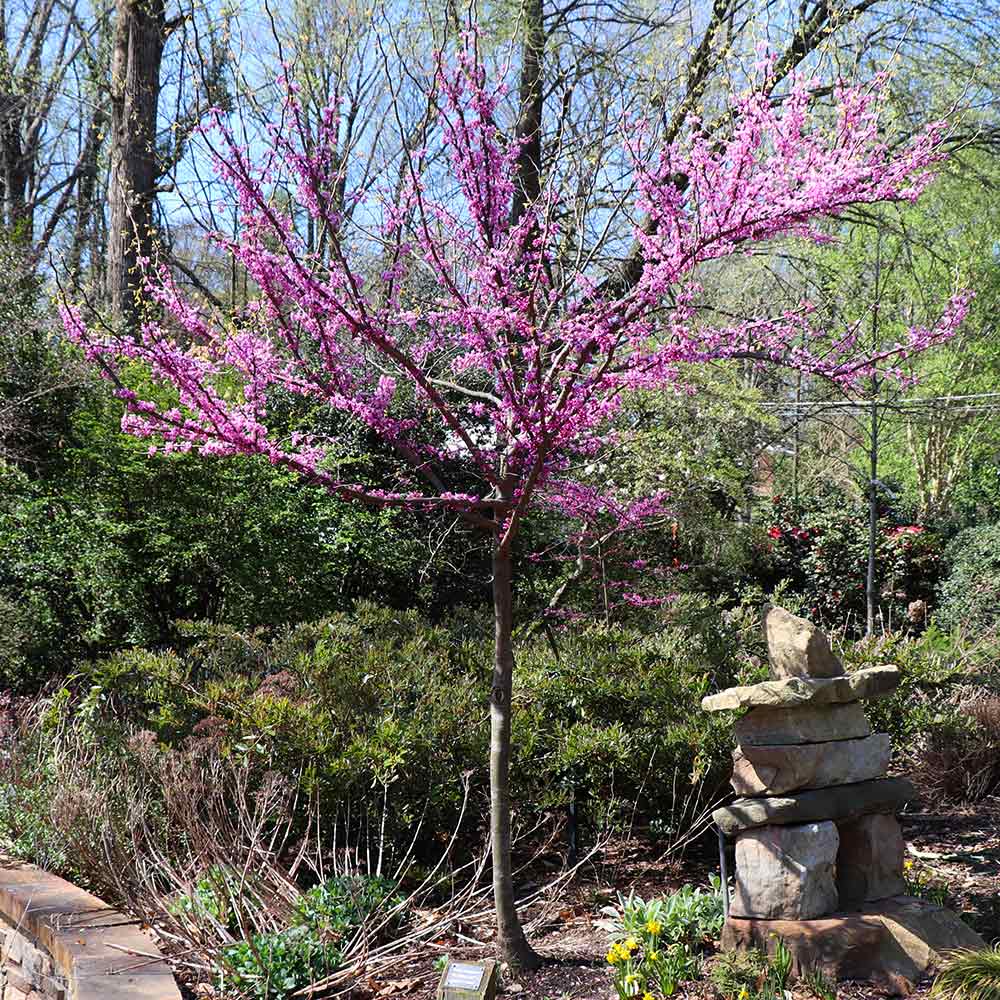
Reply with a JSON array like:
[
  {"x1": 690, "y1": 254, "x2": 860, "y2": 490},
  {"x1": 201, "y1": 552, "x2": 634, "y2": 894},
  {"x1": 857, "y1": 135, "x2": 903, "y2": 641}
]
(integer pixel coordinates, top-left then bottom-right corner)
[{"x1": 444, "y1": 962, "x2": 485, "y2": 990}]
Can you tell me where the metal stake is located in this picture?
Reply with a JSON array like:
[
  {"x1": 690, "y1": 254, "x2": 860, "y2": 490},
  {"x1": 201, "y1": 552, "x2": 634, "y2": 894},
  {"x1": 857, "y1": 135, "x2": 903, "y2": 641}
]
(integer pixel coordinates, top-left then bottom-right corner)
[{"x1": 717, "y1": 823, "x2": 730, "y2": 918}]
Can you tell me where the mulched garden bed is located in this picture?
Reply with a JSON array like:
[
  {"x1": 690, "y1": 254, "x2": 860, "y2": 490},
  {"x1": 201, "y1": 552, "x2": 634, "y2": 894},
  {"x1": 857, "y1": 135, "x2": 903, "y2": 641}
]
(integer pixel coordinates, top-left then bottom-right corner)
[{"x1": 358, "y1": 796, "x2": 1000, "y2": 1000}]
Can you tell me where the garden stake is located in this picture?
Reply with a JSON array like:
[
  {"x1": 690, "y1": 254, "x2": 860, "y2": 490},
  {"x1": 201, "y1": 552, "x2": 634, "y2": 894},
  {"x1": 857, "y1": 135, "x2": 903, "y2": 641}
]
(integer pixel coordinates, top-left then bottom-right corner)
[{"x1": 717, "y1": 823, "x2": 730, "y2": 918}]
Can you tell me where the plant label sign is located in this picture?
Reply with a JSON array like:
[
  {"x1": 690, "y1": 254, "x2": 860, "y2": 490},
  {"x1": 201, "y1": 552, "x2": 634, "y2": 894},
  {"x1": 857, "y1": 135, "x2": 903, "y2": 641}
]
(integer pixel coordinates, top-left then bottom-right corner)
[{"x1": 437, "y1": 959, "x2": 497, "y2": 1000}]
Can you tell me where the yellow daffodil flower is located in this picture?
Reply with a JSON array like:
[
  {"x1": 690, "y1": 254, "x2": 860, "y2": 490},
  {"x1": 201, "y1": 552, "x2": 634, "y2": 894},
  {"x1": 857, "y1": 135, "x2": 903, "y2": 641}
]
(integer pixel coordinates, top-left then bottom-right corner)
[
  {"x1": 645, "y1": 918, "x2": 662, "y2": 936},
  {"x1": 647, "y1": 949, "x2": 659, "y2": 961},
  {"x1": 624, "y1": 936, "x2": 639, "y2": 952}
]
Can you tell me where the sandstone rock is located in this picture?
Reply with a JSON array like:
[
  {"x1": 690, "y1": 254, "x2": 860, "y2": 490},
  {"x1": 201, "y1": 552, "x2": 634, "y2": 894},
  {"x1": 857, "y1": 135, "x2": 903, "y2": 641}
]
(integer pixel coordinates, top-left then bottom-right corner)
[
  {"x1": 701, "y1": 665, "x2": 899, "y2": 713},
  {"x1": 722, "y1": 911, "x2": 887, "y2": 984},
  {"x1": 731, "y1": 821, "x2": 839, "y2": 919},
  {"x1": 713, "y1": 777, "x2": 917, "y2": 836},
  {"x1": 731, "y1": 733, "x2": 891, "y2": 796},
  {"x1": 875, "y1": 896, "x2": 986, "y2": 973},
  {"x1": 837, "y1": 814, "x2": 906, "y2": 908},
  {"x1": 735, "y1": 702, "x2": 872, "y2": 746},
  {"x1": 763, "y1": 606, "x2": 844, "y2": 679},
  {"x1": 721, "y1": 896, "x2": 985, "y2": 987}
]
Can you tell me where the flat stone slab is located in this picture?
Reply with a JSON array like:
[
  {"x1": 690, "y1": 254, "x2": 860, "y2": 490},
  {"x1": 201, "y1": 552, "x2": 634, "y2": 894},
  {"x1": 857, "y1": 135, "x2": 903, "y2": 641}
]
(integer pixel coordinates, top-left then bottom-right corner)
[
  {"x1": 764, "y1": 606, "x2": 845, "y2": 679},
  {"x1": 702, "y1": 665, "x2": 899, "y2": 713},
  {"x1": 713, "y1": 777, "x2": 917, "y2": 836},
  {"x1": 731, "y1": 733, "x2": 891, "y2": 796},
  {"x1": 732, "y1": 821, "x2": 839, "y2": 919},
  {"x1": 721, "y1": 896, "x2": 985, "y2": 989},
  {"x1": 735, "y1": 702, "x2": 872, "y2": 746}
]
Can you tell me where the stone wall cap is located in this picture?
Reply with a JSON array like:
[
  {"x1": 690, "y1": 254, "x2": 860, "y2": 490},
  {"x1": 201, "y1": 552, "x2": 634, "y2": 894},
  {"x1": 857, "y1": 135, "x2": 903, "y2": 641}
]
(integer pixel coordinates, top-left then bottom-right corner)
[{"x1": 0, "y1": 855, "x2": 181, "y2": 1000}]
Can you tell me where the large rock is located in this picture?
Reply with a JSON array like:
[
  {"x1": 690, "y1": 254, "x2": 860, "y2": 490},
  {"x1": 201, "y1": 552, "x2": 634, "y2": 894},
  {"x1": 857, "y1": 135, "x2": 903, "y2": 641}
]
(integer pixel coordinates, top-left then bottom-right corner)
[
  {"x1": 721, "y1": 897, "x2": 985, "y2": 989},
  {"x1": 735, "y1": 702, "x2": 872, "y2": 746},
  {"x1": 837, "y1": 814, "x2": 906, "y2": 908},
  {"x1": 701, "y1": 665, "x2": 899, "y2": 713},
  {"x1": 731, "y1": 821, "x2": 839, "y2": 919},
  {"x1": 713, "y1": 777, "x2": 917, "y2": 836},
  {"x1": 764, "y1": 606, "x2": 845, "y2": 679},
  {"x1": 731, "y1": 734, "x2": 891, "y2": 796}
]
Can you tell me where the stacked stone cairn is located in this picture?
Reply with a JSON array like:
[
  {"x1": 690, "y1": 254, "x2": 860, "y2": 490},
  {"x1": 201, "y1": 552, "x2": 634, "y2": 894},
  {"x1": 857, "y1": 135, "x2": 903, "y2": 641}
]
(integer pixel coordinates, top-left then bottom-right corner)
[{"x1": 702, "y1": 607, "x2": 984, "y2": 989}]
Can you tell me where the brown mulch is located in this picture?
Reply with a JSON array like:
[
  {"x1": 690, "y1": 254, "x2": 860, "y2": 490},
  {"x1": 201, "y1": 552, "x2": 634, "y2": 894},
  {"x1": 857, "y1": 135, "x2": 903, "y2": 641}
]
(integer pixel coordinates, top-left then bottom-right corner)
[{"x1": 357, "y1": 797, "x2": 1000, "y2": 1000}]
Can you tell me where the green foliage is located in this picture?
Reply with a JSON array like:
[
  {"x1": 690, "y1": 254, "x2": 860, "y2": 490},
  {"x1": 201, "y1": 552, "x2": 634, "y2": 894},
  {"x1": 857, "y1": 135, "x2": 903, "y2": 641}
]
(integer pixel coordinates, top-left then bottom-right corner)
[
  {"x1": 708, "y1": 942, "x2": 792, "y2": 1000},
  {"x1": 855, "y1": 628, "x2": 1000, "y2": 802},
  {"x1": 0, "y1": 287, "x2": 491, "y2": 690},
  {"x1": 219, "y1": 925, "x2": 342, "y2": 1000},
  {"x1": 294, "y1": 875, "x2": 402, "y2": 935},
  {"x1": 759, "y1": 486, "x2": 944, "y2": 633},
  {"x1": 938, "y1": 524, "x2": 1000, "y2": 634},
  {"x1": 903, "y1": 859, "x2": 951, "y2": 907},
  {"x1": 931, "y1": 946, "x2": 1000, "y2": 1000},
  {"x1": 608, "y1": 881, "x2": 723, "y2": 997},
  {"x1": 6, "y1": 602, "x2": 740, "y2": 867},
  {"x1": 199, "y1": 873, "x2": 403, "y2": 999},
  {"x1": 615, "y1": 879, "x2": 725, "y2": 951},
  {"x1": 802, "y1": 967, "x2": 837, "y2": 1000},
  {"x1": 168, "y1": 866, "x2": 244, "y2": 934}
]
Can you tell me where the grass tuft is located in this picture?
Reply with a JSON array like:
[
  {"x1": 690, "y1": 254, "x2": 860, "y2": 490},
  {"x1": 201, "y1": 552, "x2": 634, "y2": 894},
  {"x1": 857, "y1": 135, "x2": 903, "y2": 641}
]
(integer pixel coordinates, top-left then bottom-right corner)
[{"x1": 931, "y1": 947, "x2": 1000, "y2": 1000}]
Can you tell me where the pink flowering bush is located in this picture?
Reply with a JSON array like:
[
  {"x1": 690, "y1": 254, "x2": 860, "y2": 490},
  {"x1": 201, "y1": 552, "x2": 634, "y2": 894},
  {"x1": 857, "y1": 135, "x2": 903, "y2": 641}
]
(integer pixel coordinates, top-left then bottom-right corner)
[{"x1": 60, "y1": 35, "x2": 969, "y2": 959}]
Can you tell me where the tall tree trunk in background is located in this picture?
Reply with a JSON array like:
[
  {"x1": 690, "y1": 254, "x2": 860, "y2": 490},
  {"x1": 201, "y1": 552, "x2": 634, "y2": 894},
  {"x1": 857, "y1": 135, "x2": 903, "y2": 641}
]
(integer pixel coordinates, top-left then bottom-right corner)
[
  {"x1": 107, "y1": 0, "x2": 166, "y2": 331},
  {"x1": 867, "y1": 393, "x2": 878, "y2": 637},
  {"x1": 509, "y1": 0, "x2": 544, "y2": 228},
  {"x1": 490, "y1": 535, "x2": 541, "y2": 970},
  {"x1": 0, "y1": 91, "x2": 30, "y2": 234},
  {"x1": 67, "y1": 106, "x2": 107, "y2": 286}
]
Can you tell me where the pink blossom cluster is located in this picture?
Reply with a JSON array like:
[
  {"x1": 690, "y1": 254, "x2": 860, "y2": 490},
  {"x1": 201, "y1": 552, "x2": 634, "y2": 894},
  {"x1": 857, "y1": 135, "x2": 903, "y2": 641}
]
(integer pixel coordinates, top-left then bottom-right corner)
[{"x1": 62, "y1": 40, "x2": 969, "y2": 542}]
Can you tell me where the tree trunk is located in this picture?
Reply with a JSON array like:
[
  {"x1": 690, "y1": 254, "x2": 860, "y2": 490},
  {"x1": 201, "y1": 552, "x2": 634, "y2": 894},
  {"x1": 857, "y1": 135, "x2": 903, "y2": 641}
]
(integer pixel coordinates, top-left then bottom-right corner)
[
  {"x1": 67, "y1": 106, "x2": 107, "y2": 286},
  {"x1": 490, "y1": 536, "x2": 541, "y2": 970},
  {"x1": 866, "y1": 395, "x2": 878, "y2": 637},
  {"x1": 107, "y1": 0, "x2": 166, "y2": 331},
  {"x1": 0, "y1": 94, "x2": 27, "y2": 234},
  {"x1": 510, "y1": 0, "x2": 544, "y2": 227}
]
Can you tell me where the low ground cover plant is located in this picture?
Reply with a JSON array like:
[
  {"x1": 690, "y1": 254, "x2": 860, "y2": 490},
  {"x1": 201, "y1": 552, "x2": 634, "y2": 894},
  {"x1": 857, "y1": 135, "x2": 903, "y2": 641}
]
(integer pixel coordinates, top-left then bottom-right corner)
[
  {"x1": 709, "y1": 941, "x2": 793, "y2": 1000},
  {"x1": 217, "y1": 875, "x2": 404, "y2": 1000},
  {"x1": 608, "y1": 880, "x2": 725, "y2": 997}
]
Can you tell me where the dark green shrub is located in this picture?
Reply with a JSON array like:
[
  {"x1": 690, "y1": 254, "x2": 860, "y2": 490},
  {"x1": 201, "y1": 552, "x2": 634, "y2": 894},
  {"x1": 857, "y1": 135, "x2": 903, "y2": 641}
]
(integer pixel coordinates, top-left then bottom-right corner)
[
  {"x1": 3, "y1": 601, "x2": 747, "y2": 888},
  {"x1": 852, "y1": 628, "x2": 1000, "y2": 802},
  {"x1": 938, "y1": 524, "x2": 1000, "y2": 633},
  {"x1": 759, "y1": 486, "x2": 946, "y2": 633},
  {"x1": 294, "y1": 875, "x2": 403, "y2": 935}
]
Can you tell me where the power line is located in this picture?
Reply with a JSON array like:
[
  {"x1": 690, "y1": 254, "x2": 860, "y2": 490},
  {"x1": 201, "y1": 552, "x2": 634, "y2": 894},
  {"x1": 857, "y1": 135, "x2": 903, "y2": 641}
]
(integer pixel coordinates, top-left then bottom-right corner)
[{"x1": 759, "y1": 391, "x2": 1000, "y2": 410}]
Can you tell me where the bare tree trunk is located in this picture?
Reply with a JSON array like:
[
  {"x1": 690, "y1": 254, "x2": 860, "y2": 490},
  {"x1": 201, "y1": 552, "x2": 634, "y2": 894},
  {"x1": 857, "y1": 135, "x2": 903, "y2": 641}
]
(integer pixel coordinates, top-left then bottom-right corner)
[
  {"x1": 67, "y1": 106, "x2": 107, "y2": 285},
  {"x1": 490, "y1": 536, "x2": 541, "y2": 971},
  {"x1": 107, "y1": 0, "x2": 166, "y2": 331},
  {"x1": 0, "y1": 90, "x2": 30, "y2": 234},
  {"x1": 866, "y1": 394, "x2": 878, "y2": 637},
  {"x1": 510, "y1": 0, "x2": 544, "y2": 228}
]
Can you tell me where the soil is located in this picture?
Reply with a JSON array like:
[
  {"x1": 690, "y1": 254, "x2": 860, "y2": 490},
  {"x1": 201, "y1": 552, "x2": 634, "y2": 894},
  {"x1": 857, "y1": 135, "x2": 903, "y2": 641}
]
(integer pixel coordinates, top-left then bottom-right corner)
[{"x1": 357, "y1": 796, "x2": 1000, "y2": 1000}]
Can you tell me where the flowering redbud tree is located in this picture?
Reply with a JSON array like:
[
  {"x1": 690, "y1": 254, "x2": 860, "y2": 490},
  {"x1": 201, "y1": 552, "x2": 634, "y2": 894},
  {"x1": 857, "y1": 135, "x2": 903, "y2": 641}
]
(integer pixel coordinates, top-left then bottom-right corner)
[{"x1": 63, "y1": 42, "x2": 968, "y2": 967}]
